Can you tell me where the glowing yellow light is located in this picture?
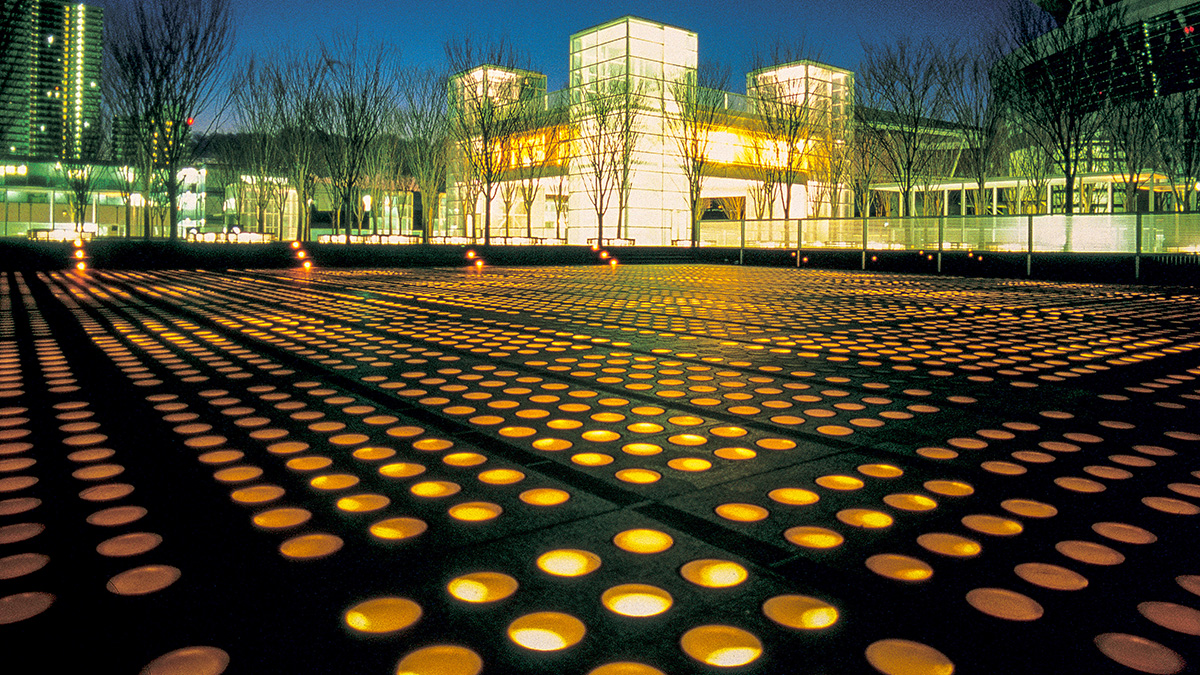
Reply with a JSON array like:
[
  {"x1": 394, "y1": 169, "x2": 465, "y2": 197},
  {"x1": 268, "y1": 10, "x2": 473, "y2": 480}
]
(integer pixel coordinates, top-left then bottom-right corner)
[
  {"x1": 368, "y1": 517, "x2": 427, "y2": 540},
  {"x1": 394, "y1": 645, "x2": 483, "y2": 675},
  {"x1": 448, "y1": 501, "x2": 502, "y2": 521},
  {"x1": 76, "y1": 261, "x2": 87, "y2": 271},
  {"x1": 442, "y1": 452, "x2": 487, "y2": 467},
  {"x1": 859, "y1": 463, "x2": 903, "y2": 478},
  {"x1": 864, "y1": 639, "x2": 955, "y2": 675},
  {"x1": 815, "y1": 475, "x2": 864, "y2": 490},
  {"x1": 762, "y1": 595, "x2": 839, "y2": 629},
  {"x1": 297, "y1": 250, "x2": 306, "y2": 258},
  {"x1": 837, "y1": 508, "x2": 894, "y2": 529},
  {"x1": 446, "y1": 572, "x2": 518, "y2": 603},
  {"x1": 680, "y1": 625, "x2": 762, "y2": 667},
  {"x1": 410, "y1": 481, "x2": 461, "y2": 498},
  {"x1": 601, "y1": 584, "x2": 673, "y2": 617},
  {"x1": 615, "y1": 468, "x2": 661, "y2": 484},
  {"x1": 344, "y1": 597, "x2": 422, "y2": 633},
  {"x1": 74, "y1": 249, "x2": 84, "y2": 258},
  {"x1": 251, "y1": 507, "x2": 311, "y2": 529},
  {"x1": 613, "y1": 528, "x2": 673, "y2": 553},
  {"x1": 884, "y1": 494, "x2": 938, "y2": 511},
  {"x1": 379, "y1": 462, "x2": 426, "y2": 478},
  {"x1": 466, "y1": 250, "x2": 475, "y2": 258},
  {"x1": 474, "y1": 260, "x2": 483, "y2": 268},
  {"x1": 866, "y1": 554, "x2": 934, "y2": 581},
  {"x1": 508, "y1": 612, "x2": 586, "y2": 651},
  {"x1": 519, "y1": 488, "x2": 570, "y2": 506},
  {"x1": 714, "y1": 503, "x2": 769, "y2": 522},
  {"x1": 784, "y1": 526, "x2": 844, "y2": 549},
  {"x1": 478, "y1": 468, "x2": 525, "y2": 484},
  {"x1": 302, "y1": 261, "x2": 312, "y2": 270},
  {"x1": 768, "y1": 488, "x2": 819, "y2": 505},
  {"x1": 537, "y1": 549, "x2": 601, "y2": 576},
  {"x1": 336, "y1": 494, "x2": 390, "y2": 512},
  {"x1": 571, "y1": 452, "x2": 614, "y2": 466},
  {"x1": 586, "y1": 663, "x2": 664, "y2": 675},
  {"x1": 600, "y1": 251, "x2": 609, "y2": 258},
  {"x1": 681, "y1": 559, "x2": 749, "y2": 588},
  {"x1": 917, "y1": 533, "x2": 982, "y2": 558}
]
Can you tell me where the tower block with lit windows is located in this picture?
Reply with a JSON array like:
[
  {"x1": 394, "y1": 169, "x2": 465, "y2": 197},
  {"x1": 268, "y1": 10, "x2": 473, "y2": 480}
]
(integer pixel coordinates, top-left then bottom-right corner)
[{"x1": 0, "y1": 0, "x2": 103, "y2": 159}]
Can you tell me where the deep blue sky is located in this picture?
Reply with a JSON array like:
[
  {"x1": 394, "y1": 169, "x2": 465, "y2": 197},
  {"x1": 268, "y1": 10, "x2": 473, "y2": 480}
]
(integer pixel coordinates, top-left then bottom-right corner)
[{"x1": 216, "y1": 0, "x2": 1010, "y2": 92}]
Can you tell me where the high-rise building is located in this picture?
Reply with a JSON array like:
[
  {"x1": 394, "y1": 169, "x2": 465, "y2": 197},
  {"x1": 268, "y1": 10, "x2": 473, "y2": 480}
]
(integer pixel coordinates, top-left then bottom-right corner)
[{"x1": 0, "y1": 0, "x2": 103, "y2": 159}]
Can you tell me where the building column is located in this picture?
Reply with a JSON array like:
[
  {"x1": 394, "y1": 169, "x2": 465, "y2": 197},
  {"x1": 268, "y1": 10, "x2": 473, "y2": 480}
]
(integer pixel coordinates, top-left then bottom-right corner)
[{"x1": 1107, "y1": 180, "x2": 1114, "y2": 213}]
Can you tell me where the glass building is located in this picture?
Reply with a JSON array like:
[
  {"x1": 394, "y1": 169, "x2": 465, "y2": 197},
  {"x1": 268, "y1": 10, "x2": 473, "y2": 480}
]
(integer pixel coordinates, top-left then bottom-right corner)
[{"x1": 446, "y1": 16, "x2": 856, "y2": 247}]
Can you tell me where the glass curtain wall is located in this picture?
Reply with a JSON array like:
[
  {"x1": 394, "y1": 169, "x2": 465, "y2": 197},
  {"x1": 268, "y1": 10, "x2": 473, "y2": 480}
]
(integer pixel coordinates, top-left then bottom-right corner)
[{"x1": 568, "y1": 17, "x2": 696, "y2": 245}]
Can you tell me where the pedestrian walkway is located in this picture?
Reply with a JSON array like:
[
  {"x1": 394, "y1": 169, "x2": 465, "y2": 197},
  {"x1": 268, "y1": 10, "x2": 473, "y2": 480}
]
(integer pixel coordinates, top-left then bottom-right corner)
[{"x1": 1, "y1": 265, "x2": 1198, "y2": 674}]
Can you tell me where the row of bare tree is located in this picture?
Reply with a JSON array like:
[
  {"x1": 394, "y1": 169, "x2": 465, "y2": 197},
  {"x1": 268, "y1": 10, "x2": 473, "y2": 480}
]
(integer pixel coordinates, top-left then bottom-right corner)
[
  {"x1": 854, "y1": 1, "x2": 1200, "y2": 218},
  {"x1": 22, "y1": 0, "x2": 1200, "y2": 241}
]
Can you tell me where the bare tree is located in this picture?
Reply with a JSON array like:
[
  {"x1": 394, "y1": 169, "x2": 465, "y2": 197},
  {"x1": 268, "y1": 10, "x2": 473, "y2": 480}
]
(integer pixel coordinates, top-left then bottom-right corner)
[
  {"x1": 274, "y1": 53, "x2": 326, "y2": 241},
  {"x1": 848, "y1": 111, "x2": 886, "y2": 216},
  {"x1": 749, "y1": 48, "x2": 827, "y2": 234},
  {"x1": 576, "y1": 78, "x2": 626, "y2": 245},
  {"x1": 315, "y1": 38, "x2": 396, "y2": 242},
  {"x1": 669, "y1": 62, "x2": 730, "y2": 247},
  {"x1": 550, "y1": 169, "x2": 569, "y2": 241},
  {"x1": 614, "y1": 81, "x2": 646, "y2": 240},
  {"x1": 514, "y1": 100, "x2": 568, "y2": 239},
  {"x1": 808, "y1": 111, "x2": 853, "y2": 219},
  {"x1": 1155, "y1": 91, "x2": 1200, "y2": 213},
  {"x1": 943, "y1": 42, "x2": 1006, "y2": 215},
  {"x1": 230, "y1": 58, "x2": 283, "y2": 234},
  {"x1": 105, "y1": 0, "x2": 234, "y2": 239},
  {"x1": 58, "y1": 117, "x2": 108, "y2": 235},
  {"x1": 1008, "y1": 130, "x2": 1054, "y2": 213},
  {"x1": 498, "y1": 174, "x2": 519, "y2": 239},
  {"x1": 748, "y1": 128, "x2": 778, "y2": 220},
  {"x1": 856, "y1": 37, "x2": 951, "y2": 217},
  {"x1": 446, "y1": 38, "x2": 538, "y2": 245},
  {"x1": 397, "y1": 66, "x2": 450, "y2": 243},
  {"x1": 1103, "y1": 97, "x2": 1159, "y2": 213},
  {"x1": 995, "y1": 0, "x2": 1124, "y2": 214}
]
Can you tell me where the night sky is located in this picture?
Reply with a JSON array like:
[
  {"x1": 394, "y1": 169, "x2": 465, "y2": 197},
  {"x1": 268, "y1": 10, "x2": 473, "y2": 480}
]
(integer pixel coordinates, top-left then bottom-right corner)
[{"x1": 117, "y1": 0, "x2": 1012, "y2": 90}]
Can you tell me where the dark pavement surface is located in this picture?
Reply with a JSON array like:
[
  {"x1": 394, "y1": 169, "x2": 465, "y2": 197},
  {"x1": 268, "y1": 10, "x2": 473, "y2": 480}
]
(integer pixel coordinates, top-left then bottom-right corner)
[{"x1": 1, "y1": 264, "x2": 1199, "y2": 675}]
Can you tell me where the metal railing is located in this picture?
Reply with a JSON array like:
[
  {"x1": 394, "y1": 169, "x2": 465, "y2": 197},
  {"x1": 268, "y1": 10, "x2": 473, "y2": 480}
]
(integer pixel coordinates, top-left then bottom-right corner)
[{"x1": 698, "y1": 213, "x2": 1200, "y2": 276}]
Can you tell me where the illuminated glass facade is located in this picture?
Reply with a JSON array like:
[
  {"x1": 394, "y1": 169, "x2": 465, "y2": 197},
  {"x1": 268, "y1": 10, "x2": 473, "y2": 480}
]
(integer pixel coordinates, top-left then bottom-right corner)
[{"x1": 445, "y1": 16, "x2": 855, "y2": 247}]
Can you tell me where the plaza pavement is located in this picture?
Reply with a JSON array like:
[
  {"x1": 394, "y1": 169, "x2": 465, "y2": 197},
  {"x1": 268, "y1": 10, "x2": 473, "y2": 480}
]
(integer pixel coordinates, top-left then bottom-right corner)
[{"x1": 1, "y1": 264, "x2": 1199, "y2": 674}]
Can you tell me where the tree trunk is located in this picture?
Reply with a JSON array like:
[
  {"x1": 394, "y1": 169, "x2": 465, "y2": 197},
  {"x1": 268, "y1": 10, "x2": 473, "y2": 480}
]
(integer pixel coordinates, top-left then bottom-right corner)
[
  {"x1": 168, "y1": 180, "x2": 179, "y2": 240},
  {"x1": 484, "y1": 194, "x2": 492, "y2": 246}
]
